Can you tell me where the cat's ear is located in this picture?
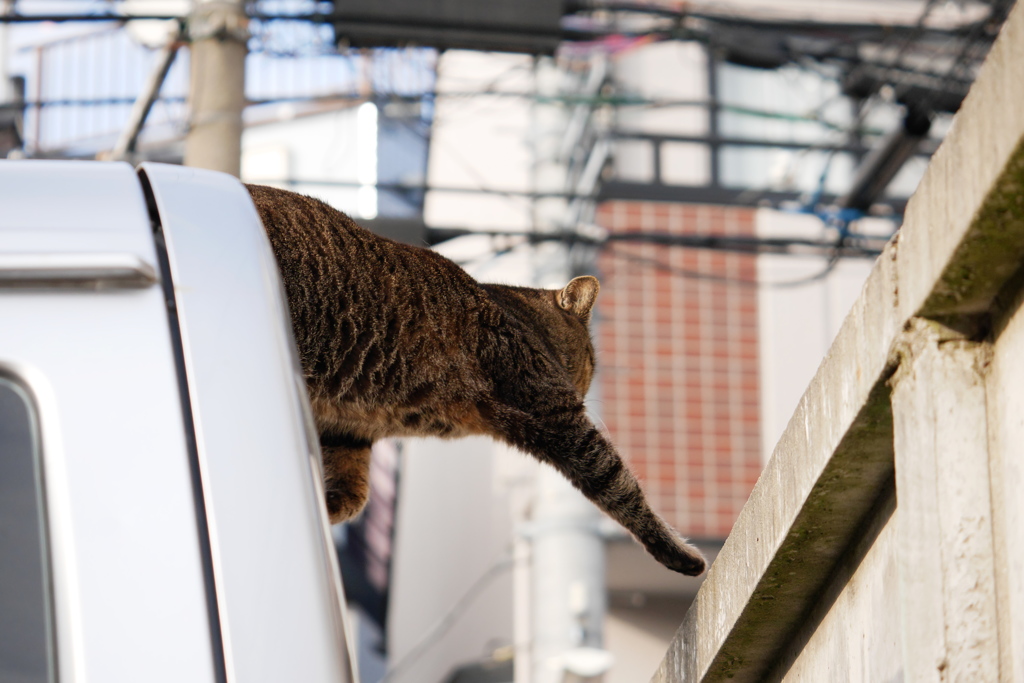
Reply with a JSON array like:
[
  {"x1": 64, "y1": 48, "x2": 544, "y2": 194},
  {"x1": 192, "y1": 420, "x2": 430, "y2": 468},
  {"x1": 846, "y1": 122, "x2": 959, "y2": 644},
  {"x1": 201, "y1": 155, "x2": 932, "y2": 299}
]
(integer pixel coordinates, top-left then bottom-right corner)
[{"x1": 557, "y1": 276, "x2": 600, "y2": 322}]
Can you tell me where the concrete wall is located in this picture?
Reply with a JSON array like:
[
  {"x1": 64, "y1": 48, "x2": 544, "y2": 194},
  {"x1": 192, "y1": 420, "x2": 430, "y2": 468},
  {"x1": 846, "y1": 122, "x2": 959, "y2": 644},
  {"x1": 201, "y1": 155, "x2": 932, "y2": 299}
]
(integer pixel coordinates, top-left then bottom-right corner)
[
  {"x1": 423, "y1": 51, "x2": 534, "y2": 233},
  {"x1": 987, "y1": 279, "x2": 1024, "y2": 681},
  {"x1": 387, "y1": 437, "x2": 518, "y2": 683},
  {"x1": 240, "y1": 104, "x2": 379, "y2": 219},
  {"x1": 765, "y1": 488, "x2": 902, "y2": 682},
  {"x1": 653, "y1": 3, "x2": 1024, "y2": 681}
]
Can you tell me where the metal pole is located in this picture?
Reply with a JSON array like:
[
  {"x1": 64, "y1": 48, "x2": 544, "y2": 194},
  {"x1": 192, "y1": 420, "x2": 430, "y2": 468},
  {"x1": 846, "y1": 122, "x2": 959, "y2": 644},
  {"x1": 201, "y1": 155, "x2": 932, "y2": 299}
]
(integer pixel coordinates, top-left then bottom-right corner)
[
  {"x1": 0, "y1": 0, "x2": 13, "y2": 104},
  {"x1": 183, "y1": 0, "x2": 248, "y2": 177},
  {"x1": 111, "y1": 28, "x2": 183, "y2": 162},
  {"x1": 31, "y1": 45, "x2": 40, "y2": 152},
  {"x1": 0, "y1": 0, "x2": 19, "y2": 158},
  {"x1": 839, "y1": 106, "x2": 932, "y2": 213}
]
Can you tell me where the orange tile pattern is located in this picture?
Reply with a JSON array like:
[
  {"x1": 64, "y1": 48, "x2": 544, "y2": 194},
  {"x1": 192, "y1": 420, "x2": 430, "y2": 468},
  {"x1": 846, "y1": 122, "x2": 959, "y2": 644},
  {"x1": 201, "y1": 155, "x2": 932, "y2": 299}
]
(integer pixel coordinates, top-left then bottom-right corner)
[{"x1": 594, "y1": 201, "x2": 762, "y2": 539}]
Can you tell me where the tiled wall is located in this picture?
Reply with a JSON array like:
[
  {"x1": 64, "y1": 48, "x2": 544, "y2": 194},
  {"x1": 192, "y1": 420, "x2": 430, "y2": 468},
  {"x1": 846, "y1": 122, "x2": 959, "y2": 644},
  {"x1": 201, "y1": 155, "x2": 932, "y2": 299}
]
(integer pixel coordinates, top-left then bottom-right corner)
[{"x1": 595, "y1": 201, "x2": 762, "y2": 539}]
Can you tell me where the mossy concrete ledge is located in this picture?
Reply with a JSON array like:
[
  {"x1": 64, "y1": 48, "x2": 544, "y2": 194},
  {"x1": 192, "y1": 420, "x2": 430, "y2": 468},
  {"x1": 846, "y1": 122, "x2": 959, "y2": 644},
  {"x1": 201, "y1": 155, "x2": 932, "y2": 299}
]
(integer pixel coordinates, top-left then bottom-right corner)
[{"x1": 653, "y1": 3, "x2": 1024, "y2": 681}]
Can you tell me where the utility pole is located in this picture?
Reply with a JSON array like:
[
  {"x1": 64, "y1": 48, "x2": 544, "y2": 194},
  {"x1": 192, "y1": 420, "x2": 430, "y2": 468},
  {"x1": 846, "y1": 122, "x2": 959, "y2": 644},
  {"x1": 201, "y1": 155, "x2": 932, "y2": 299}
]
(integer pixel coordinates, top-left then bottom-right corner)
[
  {"x1": 525, "y1": 54, "x2": 613, "y2": 683},
  {"x1": 183, "y1": 0, "x2": 248, "y2": 177}
]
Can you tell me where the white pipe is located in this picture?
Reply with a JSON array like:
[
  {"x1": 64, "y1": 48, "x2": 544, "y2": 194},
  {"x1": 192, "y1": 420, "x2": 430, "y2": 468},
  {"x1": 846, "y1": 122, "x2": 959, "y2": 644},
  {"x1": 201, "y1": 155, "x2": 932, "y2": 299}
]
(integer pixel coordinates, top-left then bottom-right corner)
[{"x1": 527, "y1": 54, "x2": 609, "y2": 683}]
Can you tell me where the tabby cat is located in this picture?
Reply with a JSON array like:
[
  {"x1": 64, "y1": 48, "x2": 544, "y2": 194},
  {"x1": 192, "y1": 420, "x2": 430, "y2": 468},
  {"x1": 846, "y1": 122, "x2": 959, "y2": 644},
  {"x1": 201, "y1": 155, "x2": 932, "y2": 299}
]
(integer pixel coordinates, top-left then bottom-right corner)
[{"x1": 248, "y1": 184, "x2": 706, "y2": 576}]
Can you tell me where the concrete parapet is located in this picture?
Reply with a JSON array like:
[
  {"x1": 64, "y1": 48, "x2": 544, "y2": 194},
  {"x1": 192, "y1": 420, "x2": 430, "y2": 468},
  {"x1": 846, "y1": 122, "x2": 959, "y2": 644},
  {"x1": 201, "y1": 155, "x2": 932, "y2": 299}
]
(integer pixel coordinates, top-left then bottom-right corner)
[{"x1": 653, "y1": 3, "x2": 1024, "y2": 681}]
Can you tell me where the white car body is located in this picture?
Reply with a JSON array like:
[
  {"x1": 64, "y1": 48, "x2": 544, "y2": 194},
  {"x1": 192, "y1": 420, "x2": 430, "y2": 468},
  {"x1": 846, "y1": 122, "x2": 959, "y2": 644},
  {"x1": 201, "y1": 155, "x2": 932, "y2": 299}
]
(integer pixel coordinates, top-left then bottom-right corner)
[{"x1": 0, "y1": 161, "x2": 358, "y2": 683}]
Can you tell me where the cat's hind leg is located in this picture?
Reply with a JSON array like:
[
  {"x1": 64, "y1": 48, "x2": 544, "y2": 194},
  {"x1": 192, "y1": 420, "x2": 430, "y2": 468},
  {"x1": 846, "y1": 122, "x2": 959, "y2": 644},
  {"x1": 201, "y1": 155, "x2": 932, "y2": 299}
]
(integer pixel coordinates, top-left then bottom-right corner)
[{"x1": 319, "y1": 432, "x2": 373, "y2": 524}]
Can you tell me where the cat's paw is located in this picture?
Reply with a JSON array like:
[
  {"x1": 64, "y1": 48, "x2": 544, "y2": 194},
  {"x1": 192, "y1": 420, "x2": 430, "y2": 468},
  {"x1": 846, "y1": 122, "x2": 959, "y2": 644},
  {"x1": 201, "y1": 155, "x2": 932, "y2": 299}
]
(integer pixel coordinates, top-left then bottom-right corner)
[
  {"x1": 651, "y1": 536, "x2": 707, "y2": 576},
  {"x1": 325, "y1": 486, "x2": 368, "y2": 524},
  {"x1": 662, "y1": 544, "x2": 706, "y2": 576}
]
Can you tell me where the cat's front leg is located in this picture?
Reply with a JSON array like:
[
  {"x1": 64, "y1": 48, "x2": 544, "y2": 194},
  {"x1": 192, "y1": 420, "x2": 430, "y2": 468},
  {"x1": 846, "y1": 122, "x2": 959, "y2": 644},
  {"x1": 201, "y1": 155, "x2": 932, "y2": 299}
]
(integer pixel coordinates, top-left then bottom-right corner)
[
  {"x1": 319, "y1": 432, "x2": 373, "y2": 523},
  {"x1": 486, "y1": 401, "x2": 706, "y2": 576}
]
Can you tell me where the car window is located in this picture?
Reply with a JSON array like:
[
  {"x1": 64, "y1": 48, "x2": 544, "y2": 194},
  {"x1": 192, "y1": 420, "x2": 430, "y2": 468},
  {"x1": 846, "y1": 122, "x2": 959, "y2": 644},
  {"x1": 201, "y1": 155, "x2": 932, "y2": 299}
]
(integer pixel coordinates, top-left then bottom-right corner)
[{"x1": 0, "y1": 377, "x2": 55, "y2": 683}]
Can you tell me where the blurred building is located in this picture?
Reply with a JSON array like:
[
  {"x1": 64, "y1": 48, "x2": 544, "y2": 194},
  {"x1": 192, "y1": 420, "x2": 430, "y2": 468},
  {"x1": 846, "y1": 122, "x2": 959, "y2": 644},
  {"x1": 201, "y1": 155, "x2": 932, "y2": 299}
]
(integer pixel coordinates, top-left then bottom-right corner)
[{"x1": 595, "y1": 201, "x2": 761, "y2": 540}]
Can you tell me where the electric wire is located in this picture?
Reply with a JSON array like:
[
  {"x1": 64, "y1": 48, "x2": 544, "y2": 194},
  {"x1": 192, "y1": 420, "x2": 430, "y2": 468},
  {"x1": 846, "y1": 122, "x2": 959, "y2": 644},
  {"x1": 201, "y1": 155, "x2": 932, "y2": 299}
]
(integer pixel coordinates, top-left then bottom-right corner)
[
  {"x1": 443, "y1": 229, "x2": 865, "y2": 289},
  {"x1": 605, "y1": 243, "x2": 844, "y2": 289},
  {"x1": 4, "y1": 90, "x2": 904, "y2": 133},
  {"x1": 14, "y1": 0, "x2": 1001, "y2": 259},
  {"x1": 845, "y1": 0, "x2": 942, "y2": 104},
  {"x1": 913, "y1": 0, "x2": 1014, "y2": 115}
]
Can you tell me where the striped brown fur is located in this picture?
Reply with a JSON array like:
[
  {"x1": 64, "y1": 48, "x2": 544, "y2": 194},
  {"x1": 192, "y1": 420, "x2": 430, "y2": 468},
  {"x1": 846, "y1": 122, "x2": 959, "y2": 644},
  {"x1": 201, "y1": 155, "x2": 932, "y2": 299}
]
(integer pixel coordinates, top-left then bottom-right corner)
[{"x1": 248, "y1": 184, "x2": 705, "y2": 576}]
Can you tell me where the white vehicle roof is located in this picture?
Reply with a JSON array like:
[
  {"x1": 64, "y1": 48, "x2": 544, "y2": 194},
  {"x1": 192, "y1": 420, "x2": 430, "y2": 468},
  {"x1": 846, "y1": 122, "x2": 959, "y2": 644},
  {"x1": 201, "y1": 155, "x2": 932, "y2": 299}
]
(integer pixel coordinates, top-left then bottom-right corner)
[{"x1": 0, "y1": 160, "x2": 356, "y2": 683}]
